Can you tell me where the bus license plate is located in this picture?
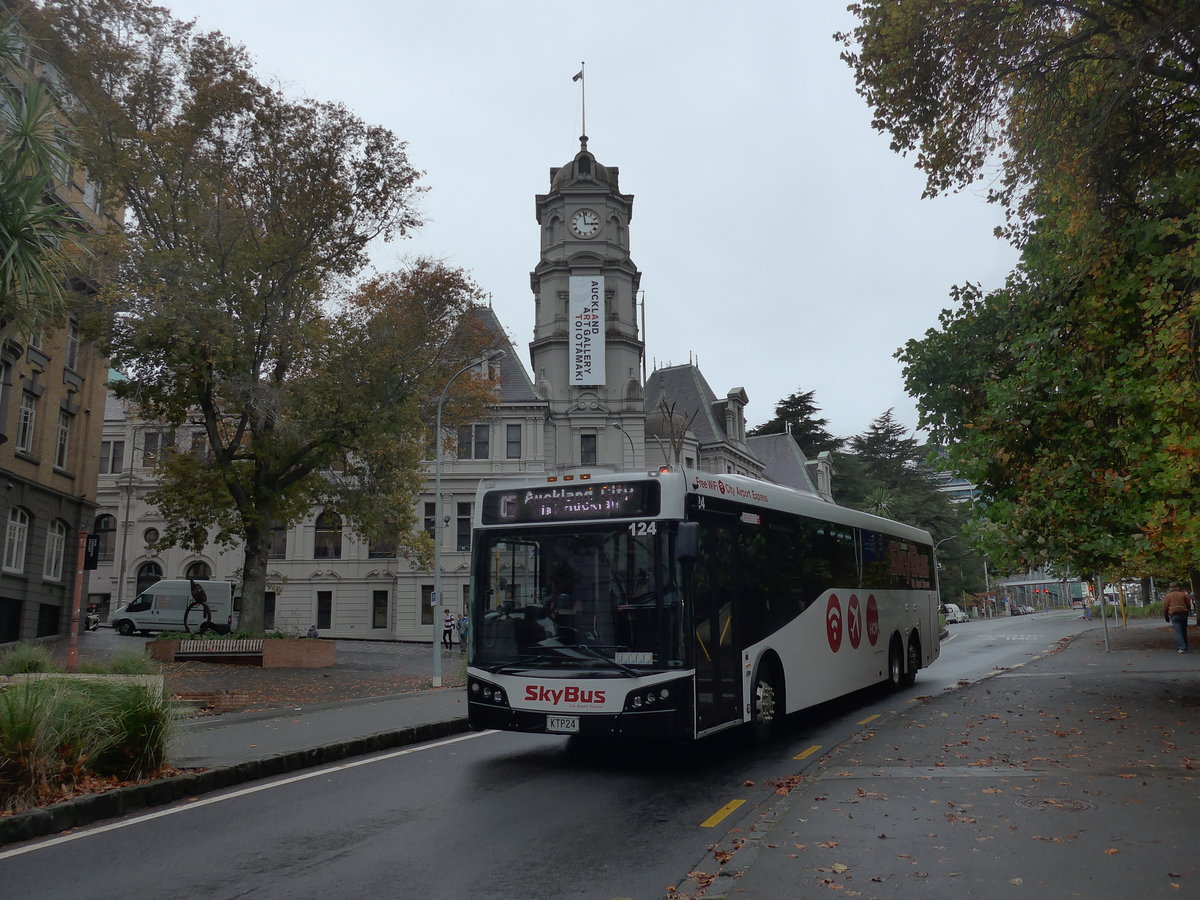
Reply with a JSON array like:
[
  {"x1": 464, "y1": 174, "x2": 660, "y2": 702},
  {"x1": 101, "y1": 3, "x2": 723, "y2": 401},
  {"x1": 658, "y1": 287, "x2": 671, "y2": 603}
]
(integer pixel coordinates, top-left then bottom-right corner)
[{"x1": 547, "y1": 715, "x2": 579, "y2": 734}]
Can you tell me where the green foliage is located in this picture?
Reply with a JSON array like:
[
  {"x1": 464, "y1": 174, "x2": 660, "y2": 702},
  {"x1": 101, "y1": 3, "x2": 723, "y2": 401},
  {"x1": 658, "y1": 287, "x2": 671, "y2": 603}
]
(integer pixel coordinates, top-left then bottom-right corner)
[
  {"x1": 0, "y1": 14, "x2": 86, "y2": 332},
  {"x1": 847, "y1": 0, "x2": 1200, "y2": 577},
  {"x1": 747, "y1": 388, "x2": 844, "y2": 456}
]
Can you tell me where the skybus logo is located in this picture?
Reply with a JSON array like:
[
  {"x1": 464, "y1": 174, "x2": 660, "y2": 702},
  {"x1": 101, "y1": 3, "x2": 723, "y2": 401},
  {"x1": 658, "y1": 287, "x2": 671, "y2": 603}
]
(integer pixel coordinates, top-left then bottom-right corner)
[{"x1": 524, "y1": 685, "x2": 607, "y2": 705}]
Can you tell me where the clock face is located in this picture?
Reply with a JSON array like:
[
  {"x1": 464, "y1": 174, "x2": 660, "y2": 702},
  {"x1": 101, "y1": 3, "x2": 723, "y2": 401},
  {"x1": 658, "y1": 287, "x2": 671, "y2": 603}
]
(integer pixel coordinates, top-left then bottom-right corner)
[{"x1": 570, "y1": 209, "x2": 601, "y2": 238}]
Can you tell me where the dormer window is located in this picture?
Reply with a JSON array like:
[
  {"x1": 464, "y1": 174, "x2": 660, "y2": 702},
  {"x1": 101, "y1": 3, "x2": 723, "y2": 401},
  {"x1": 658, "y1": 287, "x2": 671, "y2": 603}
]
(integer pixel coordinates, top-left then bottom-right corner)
[{"x1": 577, "y1": 155, "x2": 591, "y2": 176}]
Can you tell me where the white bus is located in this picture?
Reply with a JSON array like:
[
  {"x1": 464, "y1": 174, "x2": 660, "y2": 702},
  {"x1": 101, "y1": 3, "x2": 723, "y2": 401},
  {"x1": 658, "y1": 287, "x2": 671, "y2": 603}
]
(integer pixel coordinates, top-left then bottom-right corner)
[{"x1": 466, "y1": 467, "x2": 940, "y2": 742}]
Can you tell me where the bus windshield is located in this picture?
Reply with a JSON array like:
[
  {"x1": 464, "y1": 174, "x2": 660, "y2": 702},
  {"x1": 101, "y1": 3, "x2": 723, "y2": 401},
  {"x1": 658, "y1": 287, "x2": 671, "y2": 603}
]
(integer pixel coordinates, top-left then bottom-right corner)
[{"x1": 473, "y1": 522, "x2": 687, "y2": 673}]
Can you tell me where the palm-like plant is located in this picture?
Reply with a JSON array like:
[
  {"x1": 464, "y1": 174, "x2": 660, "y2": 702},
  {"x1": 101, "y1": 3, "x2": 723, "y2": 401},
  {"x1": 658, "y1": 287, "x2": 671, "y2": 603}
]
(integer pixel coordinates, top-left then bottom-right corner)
[{"x1": 0, "y1": 15, "x2": 82, "y2": 332}]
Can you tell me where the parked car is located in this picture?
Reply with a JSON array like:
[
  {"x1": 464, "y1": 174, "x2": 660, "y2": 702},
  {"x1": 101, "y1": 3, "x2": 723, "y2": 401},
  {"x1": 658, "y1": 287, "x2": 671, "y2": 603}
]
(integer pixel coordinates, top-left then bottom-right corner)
[{"x1": 943, "y1": 603, "x2": 970, "y2": 624}]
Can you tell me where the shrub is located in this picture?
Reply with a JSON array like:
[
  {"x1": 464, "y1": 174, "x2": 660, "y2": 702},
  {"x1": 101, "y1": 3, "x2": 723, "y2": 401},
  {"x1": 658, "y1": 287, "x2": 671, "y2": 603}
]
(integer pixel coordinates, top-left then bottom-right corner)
[
  {"x1": 0, "y1": 681, "x2": 57, "y2": 807},
  {"x1": 89, "y1": 683, "x2": 174, "y2": 779},
  {"x1": 0, "y1": 642, "x2": 61, "y2": 675},
  {"x1": 0, "y1": 680, "x2": 175, "y2": 810}
]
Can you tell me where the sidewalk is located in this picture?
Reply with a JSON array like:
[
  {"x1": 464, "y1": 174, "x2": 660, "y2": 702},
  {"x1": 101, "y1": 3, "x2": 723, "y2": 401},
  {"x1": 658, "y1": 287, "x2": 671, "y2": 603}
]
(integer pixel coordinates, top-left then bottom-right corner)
[{"x1": 686, "y1": 616, "x2": 1200, "y2": 899}]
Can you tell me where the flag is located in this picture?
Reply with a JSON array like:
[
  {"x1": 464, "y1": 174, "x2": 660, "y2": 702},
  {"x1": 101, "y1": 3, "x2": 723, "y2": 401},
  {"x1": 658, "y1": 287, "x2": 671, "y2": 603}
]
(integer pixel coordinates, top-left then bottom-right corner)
[{"x1": 572, "y1": 69, "x2": 583, "y2": 82}]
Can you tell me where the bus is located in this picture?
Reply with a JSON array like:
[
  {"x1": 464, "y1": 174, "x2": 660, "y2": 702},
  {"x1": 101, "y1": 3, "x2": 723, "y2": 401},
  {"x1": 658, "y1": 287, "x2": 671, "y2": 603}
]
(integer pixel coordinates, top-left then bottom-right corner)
[{"x1": 466, "y1": 467, "x2": 939, "y2": 742}]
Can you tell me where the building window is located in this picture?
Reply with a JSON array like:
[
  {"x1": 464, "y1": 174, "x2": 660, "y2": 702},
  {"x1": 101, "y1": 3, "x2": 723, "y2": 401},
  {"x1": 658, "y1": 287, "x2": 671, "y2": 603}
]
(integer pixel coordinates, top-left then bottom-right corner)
[
  {"x1": 99, "y1": 440, "x2": 125, "y2": 474},
  {"x1": 372, "y1": 590, "x2": 389, "y2": 629},
  {"x1": 424, "y1": 501, "x2": 436, "y2": 537},
  {"x1": 268, "y1": 519, "x2": 287, "y2": 559},
  {"x1": 143, "y1": 527, "x2": 159, "y2": 546},
  {"x1": 136, "y1": 561, "x2": 162, "y2": 594},
  {"x1": 190, "y1": 429, "x2": 209, "y2": 460},
  {"x1": 368, "y1": 526, "x2": 397, "y2": 559},
  {"x1": 94, "y1": 514, "x2": 117, "y2": 561},
  {"x1": 462, "y1": 584, "x2": 470, "y2": 616},
  {"x1": 264, "y1": 591, "x2": 276, "y2": 630},
  {"x1": 83, "y1": 178, "x2": 103, "y2": 215},
  {"x1": 4, "y1": 507, "x2": 30, "y2": 573},
  {"x1": 506, "y1": 424, "x2": 521, "y2": 459},
  {"x1": 456, "y1": 502, "x2": 472, "y2": 552},
  {"x1": 314, "y1": 511, "x2": 342, "y2": 559},
  {"x1": 185, "y1": 561, "x2": 211, "y2": 581},
  {"x1": 54, "y1": 410, "x2": 72, "y2": 470},
  {"x1": 316, "y1": 590, "x2": 332, "y2": 629},
  {"x1": 142, "y1": 429, "x2": 174, "y2": 467},
  {"x1": 421, "y1": 584, "x2": 435, "y2": 626},
  {"x1": 16, "y1": 392, "x2": 36, "y2": 454},
  {"x1": 581, "y1": 433, "x2": 597, "y2": 465},
  {"x1": 43, "y1": 520, "x2": 67, "y2": 581},
  {"x1": 66, "y1": 319, "x2": 80, "y2": 371},
  {"x1": 457, "y1": 424, "x2": 489, "y2": 460}
]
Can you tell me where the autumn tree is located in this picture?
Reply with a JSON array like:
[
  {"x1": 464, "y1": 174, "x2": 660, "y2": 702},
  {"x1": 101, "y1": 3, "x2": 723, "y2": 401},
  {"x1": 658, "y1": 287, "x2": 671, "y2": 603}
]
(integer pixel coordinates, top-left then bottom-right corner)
[
  {"x1": 842, "y1": 1, "x2": 1200, "y2": 577},
  {"x1": 27, "y1": 0, "x2": 497, "y2": 631},
  {"x1": 747, "y1": 387, "x2": 844, "y2": 457}
]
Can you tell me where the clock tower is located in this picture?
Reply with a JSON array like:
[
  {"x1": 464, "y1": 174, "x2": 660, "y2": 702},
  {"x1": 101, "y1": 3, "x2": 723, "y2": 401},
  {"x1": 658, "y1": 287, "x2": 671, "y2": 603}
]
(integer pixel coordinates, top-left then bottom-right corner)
[{"x1": 530, "y1": 137, "x2": 645, "y2": 470}]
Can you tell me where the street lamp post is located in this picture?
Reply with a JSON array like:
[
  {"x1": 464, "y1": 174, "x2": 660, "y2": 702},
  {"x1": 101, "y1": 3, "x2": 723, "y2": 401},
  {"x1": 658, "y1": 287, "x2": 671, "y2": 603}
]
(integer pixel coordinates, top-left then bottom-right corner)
[
  {"x1": 432, "y1": 350, "x2": 506, "y2": 688},
  {"x1": 611, "y1": 422, "x2": 636, "y2": 469}
]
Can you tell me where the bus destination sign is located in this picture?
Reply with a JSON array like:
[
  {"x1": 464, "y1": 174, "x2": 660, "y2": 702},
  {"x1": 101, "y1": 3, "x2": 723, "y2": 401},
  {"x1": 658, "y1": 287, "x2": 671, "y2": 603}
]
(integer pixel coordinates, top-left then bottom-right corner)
[{"x1": 481, "y1": 481, "x2": 660, "y2": 525}]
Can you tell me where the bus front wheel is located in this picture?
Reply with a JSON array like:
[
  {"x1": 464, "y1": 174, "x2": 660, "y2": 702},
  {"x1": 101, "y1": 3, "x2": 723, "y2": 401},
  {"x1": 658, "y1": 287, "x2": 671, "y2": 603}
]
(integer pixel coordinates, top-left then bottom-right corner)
[{"x1": 749, "y1": 662, "x2": 781, "y2": 743}]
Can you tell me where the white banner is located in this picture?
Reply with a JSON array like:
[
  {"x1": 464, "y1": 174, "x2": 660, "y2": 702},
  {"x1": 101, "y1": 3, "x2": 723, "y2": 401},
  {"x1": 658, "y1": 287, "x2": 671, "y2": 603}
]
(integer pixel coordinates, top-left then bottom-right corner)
[{"x1": 569, "y1": 275, "x2": 605, "y2": 386}]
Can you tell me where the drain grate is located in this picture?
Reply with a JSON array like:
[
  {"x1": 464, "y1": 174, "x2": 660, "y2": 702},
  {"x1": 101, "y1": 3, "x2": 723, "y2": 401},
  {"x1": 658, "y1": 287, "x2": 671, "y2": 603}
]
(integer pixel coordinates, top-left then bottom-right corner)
[{"x1": 1016, "y1": 797, "x2": 1095, "y2": 812}]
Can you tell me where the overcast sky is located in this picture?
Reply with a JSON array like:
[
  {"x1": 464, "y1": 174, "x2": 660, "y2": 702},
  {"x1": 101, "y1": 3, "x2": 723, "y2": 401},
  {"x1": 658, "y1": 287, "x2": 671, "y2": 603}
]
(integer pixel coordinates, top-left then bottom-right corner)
[{"x1": 157, "y1": 0, "x2": 1018, "y2": 441}]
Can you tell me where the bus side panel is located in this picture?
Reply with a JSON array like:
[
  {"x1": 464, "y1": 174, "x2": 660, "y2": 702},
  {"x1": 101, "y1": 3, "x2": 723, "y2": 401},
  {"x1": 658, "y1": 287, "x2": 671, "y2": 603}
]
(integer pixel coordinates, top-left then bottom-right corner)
[{"x1": 748, "y1": 587, "x2": 925, "y2": 715}]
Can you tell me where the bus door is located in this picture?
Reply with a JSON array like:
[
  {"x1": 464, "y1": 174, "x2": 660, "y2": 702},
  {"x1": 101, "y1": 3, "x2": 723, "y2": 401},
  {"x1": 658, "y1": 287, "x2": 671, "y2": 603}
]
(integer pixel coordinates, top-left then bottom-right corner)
[{"x1": 692, "y1": 520, "x2": 742, "y2": 733}]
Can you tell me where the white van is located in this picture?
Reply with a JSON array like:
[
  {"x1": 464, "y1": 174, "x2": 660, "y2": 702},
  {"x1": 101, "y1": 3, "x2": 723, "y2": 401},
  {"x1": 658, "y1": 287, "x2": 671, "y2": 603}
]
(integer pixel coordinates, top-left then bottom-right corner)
[
  {"x1": 111, "y1": 580, "x2": 238, "y2": 636},
  {"x1": 943, "y1": 603, "x2": 970, "y2": 624}
]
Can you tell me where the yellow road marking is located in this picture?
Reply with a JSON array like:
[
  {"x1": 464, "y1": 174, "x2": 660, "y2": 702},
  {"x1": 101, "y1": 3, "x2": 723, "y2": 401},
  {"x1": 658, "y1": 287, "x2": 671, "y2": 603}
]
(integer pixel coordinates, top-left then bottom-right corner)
[
  {"x1": 794, "y1": 744, "x2": 822, "y2": 760},
  {"x1": 858, "y1": 713, "x2": 881, "y2": 726},
  {"x1": 700, "y1": 798, "x2": 746, "y2": 828}
]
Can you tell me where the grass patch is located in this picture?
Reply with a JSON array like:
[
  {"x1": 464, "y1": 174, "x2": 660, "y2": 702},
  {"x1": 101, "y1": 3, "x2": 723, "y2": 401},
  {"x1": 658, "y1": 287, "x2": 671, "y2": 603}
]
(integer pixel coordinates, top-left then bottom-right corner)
[{"x1": 0, "y1": 642, "x2": 61, "y2": 675}]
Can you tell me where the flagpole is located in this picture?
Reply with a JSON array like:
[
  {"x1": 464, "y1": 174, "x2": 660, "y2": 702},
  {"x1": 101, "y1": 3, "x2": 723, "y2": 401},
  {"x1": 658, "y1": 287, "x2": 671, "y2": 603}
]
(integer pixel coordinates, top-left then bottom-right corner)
[{"x1": 573, "y1": 61, "x2": 586, "y2": 141}]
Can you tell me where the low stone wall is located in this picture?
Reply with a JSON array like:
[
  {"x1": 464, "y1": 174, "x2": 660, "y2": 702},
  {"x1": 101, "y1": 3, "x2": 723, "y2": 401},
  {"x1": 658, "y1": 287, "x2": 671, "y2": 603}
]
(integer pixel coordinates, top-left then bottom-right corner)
[{"x1": 0, "y1": 673, "x2": 165, "y2": 692}]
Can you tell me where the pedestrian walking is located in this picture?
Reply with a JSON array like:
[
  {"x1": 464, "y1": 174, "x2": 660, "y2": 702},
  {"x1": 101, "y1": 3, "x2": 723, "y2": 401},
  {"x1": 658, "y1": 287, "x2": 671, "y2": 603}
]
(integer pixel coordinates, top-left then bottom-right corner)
[
  {"x1": 442, "y1": 608, "x2": 456, "y2": 648},
  {"x1": 456, "y1": 611, "x2": 470, "y2": 653},
  {"x1": 1163, "y1": 582, "x2": 1191, "y2": 653}
]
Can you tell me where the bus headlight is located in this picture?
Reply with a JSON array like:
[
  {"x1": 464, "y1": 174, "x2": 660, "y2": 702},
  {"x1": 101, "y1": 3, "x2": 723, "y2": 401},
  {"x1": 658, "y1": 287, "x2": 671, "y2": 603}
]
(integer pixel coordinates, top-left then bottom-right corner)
[{"x1": 623, "y1": 684, "x2": 674, "y2": 712}]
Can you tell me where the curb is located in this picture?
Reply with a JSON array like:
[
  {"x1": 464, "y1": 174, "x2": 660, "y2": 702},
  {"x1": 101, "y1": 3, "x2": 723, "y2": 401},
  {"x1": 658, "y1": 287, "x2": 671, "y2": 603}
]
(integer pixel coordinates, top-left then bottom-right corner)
[{"x1": 0, "y1": 717, "x2": 472, "y2": 847}]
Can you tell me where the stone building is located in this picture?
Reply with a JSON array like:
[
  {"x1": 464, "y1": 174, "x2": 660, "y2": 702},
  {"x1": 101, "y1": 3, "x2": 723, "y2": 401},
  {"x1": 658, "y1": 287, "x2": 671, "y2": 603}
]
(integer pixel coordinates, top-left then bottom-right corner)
[
  {"x1": 0, "y1": 25, "x2": 120, "y2": 642},
  {"x1": 86, "y1": 136, "x2": 832, "y2": 643}
]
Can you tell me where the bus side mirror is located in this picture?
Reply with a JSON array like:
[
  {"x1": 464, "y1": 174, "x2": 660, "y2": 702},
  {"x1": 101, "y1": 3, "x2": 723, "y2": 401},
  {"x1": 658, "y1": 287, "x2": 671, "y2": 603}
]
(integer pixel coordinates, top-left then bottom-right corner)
[{"x1": 676, "y1": 522, "x2": 699, "y2": 562}]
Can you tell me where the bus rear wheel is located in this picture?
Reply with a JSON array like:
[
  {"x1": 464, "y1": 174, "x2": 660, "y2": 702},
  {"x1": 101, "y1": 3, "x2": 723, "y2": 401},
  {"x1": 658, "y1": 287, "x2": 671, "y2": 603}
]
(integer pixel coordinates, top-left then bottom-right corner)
[
  {"x1": 887, "y1": 639, "x2": 904, "y2": 689},
  {"x1": 900, "y1": 636, "x2": 920, "y2": 687},
  {"x1": 749, "y1": 663, "x2": 781, "y2": 744}
]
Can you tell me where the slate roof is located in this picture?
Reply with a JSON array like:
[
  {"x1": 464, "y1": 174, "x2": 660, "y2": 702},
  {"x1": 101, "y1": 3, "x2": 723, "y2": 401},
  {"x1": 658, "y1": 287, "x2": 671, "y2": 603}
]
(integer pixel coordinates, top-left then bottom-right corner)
[
  {"x1": 643, "y1": 364, "x2": 725, "y2": 444},
  {"x1": 467, "y1": 305, "x2": 540, "y2": 404},
  {"x1": 746, "y1": 431, "x2": 820, "y2": 496}
]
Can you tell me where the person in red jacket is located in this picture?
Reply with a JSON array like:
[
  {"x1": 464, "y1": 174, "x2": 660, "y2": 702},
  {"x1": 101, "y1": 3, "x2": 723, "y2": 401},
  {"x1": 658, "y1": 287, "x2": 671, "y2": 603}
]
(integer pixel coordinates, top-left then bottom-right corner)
[{"x1": 1163, "y1": 583, "x2": 1192, "y2": 653}]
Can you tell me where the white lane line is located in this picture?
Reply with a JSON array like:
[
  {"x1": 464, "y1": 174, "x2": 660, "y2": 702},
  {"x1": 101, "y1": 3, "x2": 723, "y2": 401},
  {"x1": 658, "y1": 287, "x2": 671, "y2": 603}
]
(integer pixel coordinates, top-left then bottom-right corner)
[{"x1": 0, "y1": 730, "x2": 495, "y2": 860}]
